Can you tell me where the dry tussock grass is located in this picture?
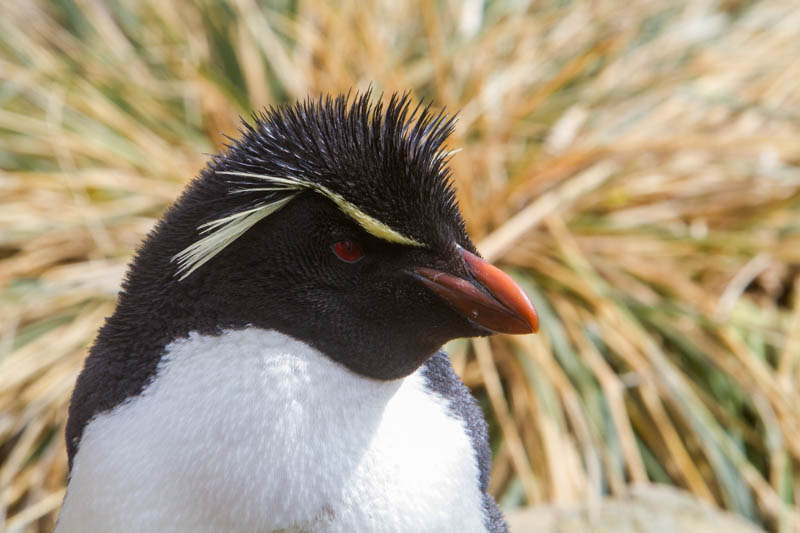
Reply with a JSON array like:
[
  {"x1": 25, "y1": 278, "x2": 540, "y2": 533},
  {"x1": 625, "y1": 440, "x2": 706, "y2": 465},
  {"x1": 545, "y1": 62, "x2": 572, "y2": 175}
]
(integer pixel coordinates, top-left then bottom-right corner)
[{"x1": 1, "y1": 1, "x2": 799, "y2": 531}]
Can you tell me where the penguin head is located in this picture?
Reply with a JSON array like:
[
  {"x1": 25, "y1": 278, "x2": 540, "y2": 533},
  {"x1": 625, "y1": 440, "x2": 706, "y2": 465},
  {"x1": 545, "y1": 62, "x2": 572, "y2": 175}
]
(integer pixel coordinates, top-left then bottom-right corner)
[{"x1": 127, "y1": 92, "x2": 537, "y2": 380}]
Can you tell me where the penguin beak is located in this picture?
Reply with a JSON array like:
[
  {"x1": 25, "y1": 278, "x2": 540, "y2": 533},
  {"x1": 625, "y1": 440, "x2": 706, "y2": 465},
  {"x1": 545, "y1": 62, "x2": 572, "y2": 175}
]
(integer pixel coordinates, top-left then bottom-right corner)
[{"x1": 411, "y1": 246, "x2": 539, "y2": 335}]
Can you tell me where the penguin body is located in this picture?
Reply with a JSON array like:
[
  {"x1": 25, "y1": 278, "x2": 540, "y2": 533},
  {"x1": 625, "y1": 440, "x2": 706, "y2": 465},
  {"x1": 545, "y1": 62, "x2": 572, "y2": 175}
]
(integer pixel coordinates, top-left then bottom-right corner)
[
  {"x1": 58, "y1": 330, "x2": 492, "y2": 532},
  {"x1": 57, "y1": 93, "x2": 537, "y2": 532}
]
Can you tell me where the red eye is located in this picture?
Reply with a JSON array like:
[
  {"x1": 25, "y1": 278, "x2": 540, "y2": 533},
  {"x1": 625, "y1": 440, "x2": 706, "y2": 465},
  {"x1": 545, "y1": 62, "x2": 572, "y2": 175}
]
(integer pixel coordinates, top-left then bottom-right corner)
[{"x1": 332, "y1": 240, "x2": 363, "y2": 263}]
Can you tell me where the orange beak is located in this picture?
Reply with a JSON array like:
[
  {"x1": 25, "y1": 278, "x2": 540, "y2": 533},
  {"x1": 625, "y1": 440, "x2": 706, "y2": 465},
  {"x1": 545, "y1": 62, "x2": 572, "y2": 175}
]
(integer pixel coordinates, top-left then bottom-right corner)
[{"x1": 412, "y1": 246, "x2": 539, "y2": 335}]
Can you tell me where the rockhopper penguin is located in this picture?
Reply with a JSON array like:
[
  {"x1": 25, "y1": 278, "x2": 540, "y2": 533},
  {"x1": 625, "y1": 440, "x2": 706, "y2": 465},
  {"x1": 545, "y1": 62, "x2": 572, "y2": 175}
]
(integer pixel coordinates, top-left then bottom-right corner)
[{"x1": 56, "y1": 92, "x2": 539, "y2": 532}]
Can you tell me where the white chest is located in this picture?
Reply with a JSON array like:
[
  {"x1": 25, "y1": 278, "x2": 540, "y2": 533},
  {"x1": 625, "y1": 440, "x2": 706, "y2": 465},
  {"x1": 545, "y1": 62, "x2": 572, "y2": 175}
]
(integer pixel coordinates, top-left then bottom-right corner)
[{"x1": 57, "y1": 329, "x2": 487, "y2": 532}]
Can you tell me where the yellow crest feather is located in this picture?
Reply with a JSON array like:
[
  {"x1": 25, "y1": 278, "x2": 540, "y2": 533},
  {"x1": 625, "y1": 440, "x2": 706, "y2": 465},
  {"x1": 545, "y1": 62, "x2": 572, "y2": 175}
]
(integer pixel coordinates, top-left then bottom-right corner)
[{"x1": 171, "y1": 171, "x2": 423, "y2": 279}]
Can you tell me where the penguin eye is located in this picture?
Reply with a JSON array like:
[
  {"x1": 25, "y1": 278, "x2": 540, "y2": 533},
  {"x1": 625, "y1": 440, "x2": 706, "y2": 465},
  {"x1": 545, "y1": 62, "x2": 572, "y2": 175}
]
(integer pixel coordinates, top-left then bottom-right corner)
[{"x1": 332, "y1": 240, "x2": 363, "y2": 263}]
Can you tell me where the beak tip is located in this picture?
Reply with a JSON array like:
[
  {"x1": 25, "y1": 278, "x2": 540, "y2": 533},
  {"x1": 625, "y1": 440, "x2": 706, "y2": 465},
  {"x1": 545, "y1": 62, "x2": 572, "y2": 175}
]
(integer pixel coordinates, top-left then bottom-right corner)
[
  {"x1": 515, "y1": 313, "x2": 539, "y2": 335},
  {"x1": 413, "y1": 249, "x2": 541, "y2": 336},
  {"x1": 460, "y1": 248, "x2": 540, "y2": 336},
  {"x1": 528, "y1": 310, "x2": 540, "y2": 334}
]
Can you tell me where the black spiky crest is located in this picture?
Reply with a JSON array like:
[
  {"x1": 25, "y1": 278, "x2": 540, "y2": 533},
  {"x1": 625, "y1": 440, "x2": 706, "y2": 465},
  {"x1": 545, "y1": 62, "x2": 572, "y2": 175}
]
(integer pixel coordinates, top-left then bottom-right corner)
[{"x1": 175, "y1": 91, "x2": 467, "y2": 278}]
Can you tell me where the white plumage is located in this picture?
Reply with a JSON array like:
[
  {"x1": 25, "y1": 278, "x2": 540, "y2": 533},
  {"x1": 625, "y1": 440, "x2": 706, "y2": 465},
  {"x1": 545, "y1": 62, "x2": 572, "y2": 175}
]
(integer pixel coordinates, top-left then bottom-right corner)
[{"x1": 57, "y1": 329, "x2": 487, "y2": 532}]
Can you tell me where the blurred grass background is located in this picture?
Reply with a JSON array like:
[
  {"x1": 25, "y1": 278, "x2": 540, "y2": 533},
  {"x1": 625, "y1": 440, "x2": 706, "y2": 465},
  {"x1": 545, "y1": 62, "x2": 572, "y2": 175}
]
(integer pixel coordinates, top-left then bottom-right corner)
[{"x1": 1, "y1": 0, "x2": 799, "y2": 531}]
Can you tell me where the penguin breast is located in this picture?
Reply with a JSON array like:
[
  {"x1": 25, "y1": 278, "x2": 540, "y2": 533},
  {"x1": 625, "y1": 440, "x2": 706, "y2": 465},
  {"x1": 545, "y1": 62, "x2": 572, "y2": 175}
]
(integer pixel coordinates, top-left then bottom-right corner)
[{"x1": 57, "y1": 328, "x2": 487, "y2": 532}]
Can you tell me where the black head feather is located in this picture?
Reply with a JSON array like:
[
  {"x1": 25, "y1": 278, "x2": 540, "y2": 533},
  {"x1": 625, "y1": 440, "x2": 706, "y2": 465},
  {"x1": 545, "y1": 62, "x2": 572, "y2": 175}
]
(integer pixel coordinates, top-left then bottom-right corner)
[{"x1": 208, "y1": 90, "x2": 468, "y2": 255}]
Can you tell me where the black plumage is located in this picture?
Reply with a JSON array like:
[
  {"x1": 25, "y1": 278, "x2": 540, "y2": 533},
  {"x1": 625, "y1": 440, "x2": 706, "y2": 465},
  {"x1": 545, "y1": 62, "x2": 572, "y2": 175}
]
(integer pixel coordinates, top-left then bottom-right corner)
[{"x1": 205, "y1": 91, "x2": 467, "y2": 252}]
